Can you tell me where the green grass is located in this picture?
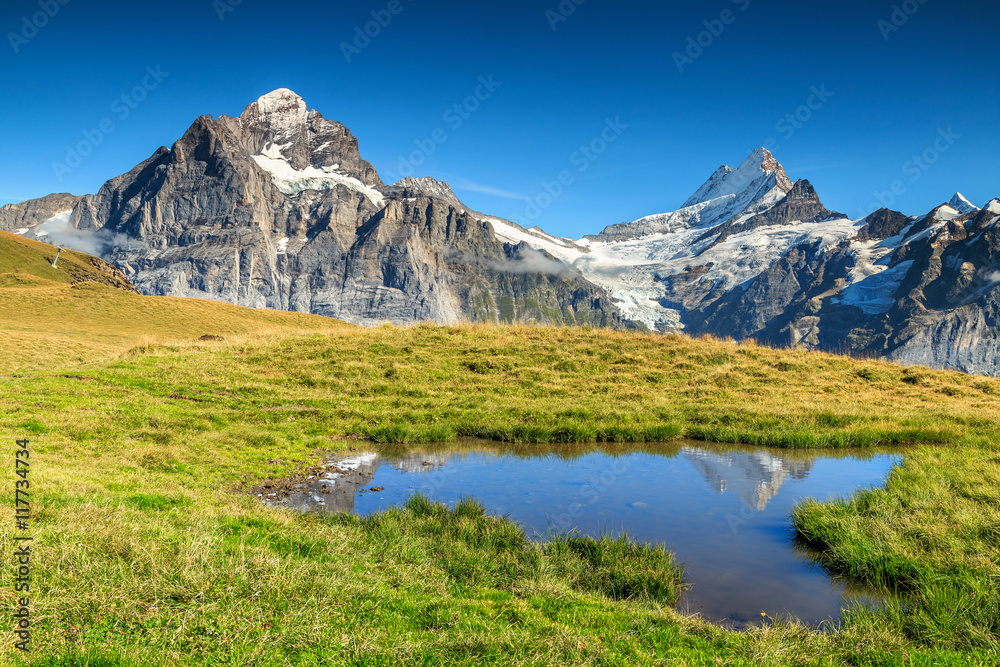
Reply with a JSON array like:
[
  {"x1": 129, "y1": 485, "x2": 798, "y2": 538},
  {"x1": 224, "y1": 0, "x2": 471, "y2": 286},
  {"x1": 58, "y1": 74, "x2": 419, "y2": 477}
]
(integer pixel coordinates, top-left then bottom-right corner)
[
  {"x1": 1, "y1": 255, "x2": 999, "y2": 664},
  {"x1": 0, "y1": 230, "x2": 131, "y2": 290}
]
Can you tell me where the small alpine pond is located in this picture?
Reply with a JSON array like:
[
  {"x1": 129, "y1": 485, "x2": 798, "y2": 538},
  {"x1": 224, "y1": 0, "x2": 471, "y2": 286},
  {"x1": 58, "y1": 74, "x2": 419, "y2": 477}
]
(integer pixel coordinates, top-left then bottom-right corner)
[{"x1": 262, "y1": 440, "x2": 900, "y2": 628}]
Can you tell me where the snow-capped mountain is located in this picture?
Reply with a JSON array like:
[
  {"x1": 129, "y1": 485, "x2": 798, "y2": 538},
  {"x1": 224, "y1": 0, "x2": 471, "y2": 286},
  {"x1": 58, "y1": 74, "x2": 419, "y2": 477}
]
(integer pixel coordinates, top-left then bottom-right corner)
[
  {"x1": 477, "y1": 149, "x2": 847, "y2": 331},
  {"x1": 1, "y1": 89, "x2": 627, "y2": 329},
  {"x1": 591, "y1": 147, "x2": 793, "y2": 243},
  {"x1": 3, "y1": 88, "x2": 1000, "y2": 375},
  {"x1": 477, "y1": 150, "x2": 1000, "y2": 375}
]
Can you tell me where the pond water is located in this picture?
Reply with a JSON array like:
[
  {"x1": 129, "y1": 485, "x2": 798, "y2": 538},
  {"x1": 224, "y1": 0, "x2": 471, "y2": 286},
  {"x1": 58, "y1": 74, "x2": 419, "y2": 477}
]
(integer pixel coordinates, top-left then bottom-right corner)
[{"x1": 266, "y1": 441, "x2": 900, "y2": 628}]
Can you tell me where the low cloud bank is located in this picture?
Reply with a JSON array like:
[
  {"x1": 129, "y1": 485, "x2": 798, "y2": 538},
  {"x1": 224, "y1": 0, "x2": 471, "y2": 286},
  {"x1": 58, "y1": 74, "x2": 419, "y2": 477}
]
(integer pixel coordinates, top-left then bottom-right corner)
[
  {"x1": 36, "y1": 211, "x2": 144, "y2": 256},
  {"x1": 448, "y1": 245, "x2": 575, "y2": 278}
]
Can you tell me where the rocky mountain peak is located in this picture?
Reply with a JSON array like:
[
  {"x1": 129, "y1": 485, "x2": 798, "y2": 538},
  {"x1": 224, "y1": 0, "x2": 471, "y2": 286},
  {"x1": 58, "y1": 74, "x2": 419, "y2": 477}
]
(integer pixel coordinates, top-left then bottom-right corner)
[
  {"x1": 785, "y1": 179, "x2": 820, "y2": 205},
  {"x1": 756, "y1": 147, "x2": 783, "y2": 173},
  {"x1": 949, "y1": 192, "x2": 979, "y2": 214},
  {"x1": 390, "y1": 177, "x2": 465, "y2": 210},
  {"x1": 237, "y1": 89, "x2": 311, "y2": 156},
  {"x1": 240, "y1": 88, "x2": 308, "y2": 126},
  {"x1": 230, "y1": 88, "x2": 381, "y2": 187},
  {"x1": 683, "y1": 147, "x2": 792, "y2": 209},
  {"x1": 856, "y1": 208, "x2": 911, "y2": 242},
  {"x1": 736, "y1": 147, "x2": 788, "y2": 183}
]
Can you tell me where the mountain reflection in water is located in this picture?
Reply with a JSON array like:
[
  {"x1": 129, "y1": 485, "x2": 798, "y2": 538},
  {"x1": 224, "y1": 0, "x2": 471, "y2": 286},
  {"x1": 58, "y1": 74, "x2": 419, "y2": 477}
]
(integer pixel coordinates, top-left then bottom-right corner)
[
  {"x1": 684, "y1": 449, "x2": 814, "y2": 511},
  {"x1": 265, "y1": 441, "x2": 898, "y2": 628}
]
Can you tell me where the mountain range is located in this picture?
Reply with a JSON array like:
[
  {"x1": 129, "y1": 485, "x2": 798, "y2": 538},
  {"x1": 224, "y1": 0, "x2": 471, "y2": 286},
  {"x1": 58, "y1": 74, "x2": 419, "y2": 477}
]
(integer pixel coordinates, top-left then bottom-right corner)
[{"x1": 3, "y1": 88, "x2": 999, "y2": 375}]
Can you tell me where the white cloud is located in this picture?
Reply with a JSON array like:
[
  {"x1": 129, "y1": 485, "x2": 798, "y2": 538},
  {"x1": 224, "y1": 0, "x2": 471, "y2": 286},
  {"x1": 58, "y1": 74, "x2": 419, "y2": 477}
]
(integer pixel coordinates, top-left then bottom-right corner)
[
  {"x1": 450, "y1": 178, "x2": 530, "y2": 202},
  {"x1": 36, "y1": 211, "x2": 144, "y2": 257},
  {"x1": 450, "y1": 246, "x2": 574, "y2": 277}
]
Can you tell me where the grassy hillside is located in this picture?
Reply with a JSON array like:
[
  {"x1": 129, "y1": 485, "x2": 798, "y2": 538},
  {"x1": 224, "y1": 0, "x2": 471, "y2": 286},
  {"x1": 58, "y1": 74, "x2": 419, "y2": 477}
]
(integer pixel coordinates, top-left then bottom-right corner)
[
  {"x1": 0, "y1": 230, "x2": 134, "y2": 290},
  {"x1": 0, "y1": 236, "x2": 998, "y2": 665},
  {"x1": 0, "y1": 231, "x2": 349, "y2": 371}
]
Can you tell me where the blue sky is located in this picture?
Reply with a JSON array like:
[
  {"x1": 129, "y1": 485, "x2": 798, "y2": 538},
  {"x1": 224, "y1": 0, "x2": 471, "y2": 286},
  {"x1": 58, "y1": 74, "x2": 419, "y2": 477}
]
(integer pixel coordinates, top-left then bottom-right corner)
[{"x1": 2, "y1": 0, "x2": 998, "y2": 238}]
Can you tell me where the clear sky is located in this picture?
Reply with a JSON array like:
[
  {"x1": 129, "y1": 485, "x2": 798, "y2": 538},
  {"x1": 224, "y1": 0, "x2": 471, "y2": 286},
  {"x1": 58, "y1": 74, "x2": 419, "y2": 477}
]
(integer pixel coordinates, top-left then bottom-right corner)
[{"x1": 2, "y1": 0, "x2": 998, "y2": 238}]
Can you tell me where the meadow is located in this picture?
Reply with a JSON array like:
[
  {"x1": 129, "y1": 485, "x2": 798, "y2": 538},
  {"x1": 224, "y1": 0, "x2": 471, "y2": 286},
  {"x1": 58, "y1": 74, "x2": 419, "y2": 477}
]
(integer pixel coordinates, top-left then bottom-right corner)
[{"x1": 1, "y1": 231, "x2": 998, "y2": 665}]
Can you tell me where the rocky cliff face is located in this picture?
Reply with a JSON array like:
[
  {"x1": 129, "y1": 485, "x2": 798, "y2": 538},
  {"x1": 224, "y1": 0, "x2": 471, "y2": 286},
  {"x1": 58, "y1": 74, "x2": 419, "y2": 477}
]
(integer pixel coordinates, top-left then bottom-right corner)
[
  {"x1": 663, "y1": 196, "x2": 1000, "y2": 375},
  {"x1": 0, "y1": 193, "x2": 83, "y2": 233},
  {"x1": 11, "y1": 89, "x2": 627, "y2": 330}
]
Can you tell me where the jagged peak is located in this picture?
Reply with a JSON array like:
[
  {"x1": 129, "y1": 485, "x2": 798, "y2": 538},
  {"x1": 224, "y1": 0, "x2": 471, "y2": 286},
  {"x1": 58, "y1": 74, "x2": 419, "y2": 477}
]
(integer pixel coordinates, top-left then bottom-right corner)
[
  {"x1": 682, "y1": 147, "x2": 791, "y2": 209},
  {"x1": 394, "y1": 175, "x2": 454, "y2": 191},
  {"x1": 984, "y1": 198, "x2": 1000, "y2": 215},
  {"x1": 856, "y1": 208, "x2": 911, "y2": 242},
  {"x1": 949, "y1": 192, "x2": 979, "y2": 214},
  {"x1": 259, "y1": 87, "x2": 302, "y2": 100},
  {"x1": 786, "y1": 179, "x2": 820, "y2": 202},
  {"x1": 391, "y1": 176, "x2": 465, "y2": 209},
  {"x1": 862, "y1": 207, "x2": 911, "y2": 225},
  {"x1": 243, "y1": 88, "x2": 306, "y2": 114},
  {"x1": 737, "y1": 147, "x2": 783, "y2": 174},
  {"x1": 239, "y1": 88, "x2": 310, "y2": 133}
]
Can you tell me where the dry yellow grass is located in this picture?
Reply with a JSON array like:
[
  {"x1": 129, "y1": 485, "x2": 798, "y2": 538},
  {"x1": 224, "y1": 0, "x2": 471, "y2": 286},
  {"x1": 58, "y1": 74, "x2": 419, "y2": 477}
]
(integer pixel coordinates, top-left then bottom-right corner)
[{"x1": 0, "y1": 230, "x2": 351, "y2": 372}]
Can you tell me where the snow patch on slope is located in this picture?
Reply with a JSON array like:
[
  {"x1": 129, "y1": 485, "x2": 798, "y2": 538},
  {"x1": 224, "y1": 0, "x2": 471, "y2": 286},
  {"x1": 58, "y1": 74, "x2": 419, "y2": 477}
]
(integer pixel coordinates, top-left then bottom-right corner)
[
  {"x1": 252, "y1": 148, "x2": 385, "y2": 207},
  {"x1": 690, "y1": 216, "x2": 859, "y2": 290},
  {"x1": 484, "y1": 217, "x2": 583, "y2": 257},
  {"x1": 838, "y1": 254, "x2": 914, "y2": 315},
  {"x1": 933, "y1": 204, "x2": 961, "y2": 222}
]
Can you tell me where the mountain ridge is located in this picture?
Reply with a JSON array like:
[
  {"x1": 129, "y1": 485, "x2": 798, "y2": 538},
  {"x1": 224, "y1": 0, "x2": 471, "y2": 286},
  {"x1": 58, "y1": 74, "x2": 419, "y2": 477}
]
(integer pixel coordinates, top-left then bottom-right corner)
[{"x1": 5, "y1": 88, "x2": 1000, "y2": 374}]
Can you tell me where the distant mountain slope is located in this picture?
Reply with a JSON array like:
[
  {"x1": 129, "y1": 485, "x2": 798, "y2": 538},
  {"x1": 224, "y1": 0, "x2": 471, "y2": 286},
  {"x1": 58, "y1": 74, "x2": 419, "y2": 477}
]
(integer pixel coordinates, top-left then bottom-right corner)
[{"x1": 0, "y1": 193, "x2": 83, "y2": 234}]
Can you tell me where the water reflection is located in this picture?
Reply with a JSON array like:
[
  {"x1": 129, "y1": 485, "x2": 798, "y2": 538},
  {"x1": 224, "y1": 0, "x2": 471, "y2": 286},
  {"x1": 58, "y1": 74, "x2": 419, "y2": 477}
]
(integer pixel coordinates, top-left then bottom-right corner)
[
  {"x1": 265, "y1": 440, "x2": 899, "y2": 628},
  {"x1": 685, "y1": 449, "x2": 815, "y2": 511},
  {"x1": 280, "y1": 453, "x2": 377, "y2": 514}
]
